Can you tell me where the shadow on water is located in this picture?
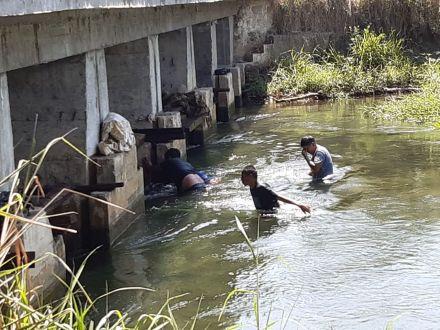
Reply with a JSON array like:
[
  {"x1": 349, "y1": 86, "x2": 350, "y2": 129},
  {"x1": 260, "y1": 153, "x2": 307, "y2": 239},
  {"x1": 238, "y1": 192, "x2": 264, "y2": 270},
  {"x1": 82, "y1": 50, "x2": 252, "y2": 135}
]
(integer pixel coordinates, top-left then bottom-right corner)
[{"x1": 83, "y1": 99, "x2": 440, "y2": 329}]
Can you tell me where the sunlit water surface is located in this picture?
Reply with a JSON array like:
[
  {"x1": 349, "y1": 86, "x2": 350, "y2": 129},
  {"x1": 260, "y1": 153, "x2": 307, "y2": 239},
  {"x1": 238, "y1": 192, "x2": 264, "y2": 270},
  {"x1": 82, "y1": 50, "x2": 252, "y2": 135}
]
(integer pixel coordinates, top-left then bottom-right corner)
[{"x1": 84, "y1": 99, "x2": 440, "y2": 329}]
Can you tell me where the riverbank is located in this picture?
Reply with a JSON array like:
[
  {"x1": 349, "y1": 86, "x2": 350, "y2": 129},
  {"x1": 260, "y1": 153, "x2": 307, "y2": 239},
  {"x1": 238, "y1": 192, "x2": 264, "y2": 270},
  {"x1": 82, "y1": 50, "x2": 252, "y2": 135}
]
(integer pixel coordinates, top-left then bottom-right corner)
[{"x1": 244, "y1": 27, "x2": 440, "y2": 127}]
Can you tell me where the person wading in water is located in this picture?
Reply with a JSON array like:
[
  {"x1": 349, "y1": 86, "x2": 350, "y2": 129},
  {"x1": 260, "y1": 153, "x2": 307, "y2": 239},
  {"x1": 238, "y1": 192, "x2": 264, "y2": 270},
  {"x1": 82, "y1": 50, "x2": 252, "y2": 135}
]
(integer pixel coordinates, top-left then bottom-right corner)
[
  {"x1": 300, "y1": 136, "x2": 334, "y2": 181},
  {"x1": 241, "y1": 165, "x2": 310, "y2": 214}
]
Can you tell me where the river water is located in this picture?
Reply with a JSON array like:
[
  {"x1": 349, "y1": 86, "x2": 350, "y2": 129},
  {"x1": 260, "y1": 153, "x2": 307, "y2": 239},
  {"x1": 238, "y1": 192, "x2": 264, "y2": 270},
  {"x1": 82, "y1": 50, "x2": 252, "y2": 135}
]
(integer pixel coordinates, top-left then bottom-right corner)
[{"x1": 84, "y1": 99, "x2": 440, "y2": 329}]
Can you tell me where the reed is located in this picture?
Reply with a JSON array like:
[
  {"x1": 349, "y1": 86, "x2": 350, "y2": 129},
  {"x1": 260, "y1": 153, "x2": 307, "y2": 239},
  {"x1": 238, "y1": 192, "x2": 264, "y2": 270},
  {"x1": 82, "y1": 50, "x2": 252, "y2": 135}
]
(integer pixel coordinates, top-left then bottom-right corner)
[{"x1": 0, "y1": 131, "x2": 190, "y2": 329}]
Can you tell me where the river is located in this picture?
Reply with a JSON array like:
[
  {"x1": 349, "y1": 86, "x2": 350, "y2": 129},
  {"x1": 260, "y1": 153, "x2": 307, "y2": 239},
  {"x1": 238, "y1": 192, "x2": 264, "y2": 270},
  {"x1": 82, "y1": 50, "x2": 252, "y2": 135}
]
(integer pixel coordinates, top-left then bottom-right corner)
[{"x1": 84, "y1": 99, "x2": 440, "y2": 329}]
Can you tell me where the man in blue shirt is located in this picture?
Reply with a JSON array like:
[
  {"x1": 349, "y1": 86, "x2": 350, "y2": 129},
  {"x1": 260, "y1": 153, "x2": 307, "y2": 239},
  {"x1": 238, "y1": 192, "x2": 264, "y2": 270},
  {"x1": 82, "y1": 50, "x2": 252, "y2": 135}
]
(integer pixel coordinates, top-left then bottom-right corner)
[{"x1": 300, "y1": 136, "x2": 333, "y2": 181}]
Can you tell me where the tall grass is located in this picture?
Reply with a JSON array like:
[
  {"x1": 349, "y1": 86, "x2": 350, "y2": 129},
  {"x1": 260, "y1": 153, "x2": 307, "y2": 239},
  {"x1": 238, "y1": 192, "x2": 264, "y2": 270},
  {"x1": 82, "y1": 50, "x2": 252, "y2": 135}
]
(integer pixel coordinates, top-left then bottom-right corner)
[
  {"x1": 363, "y1": 59, "x2": 440, "y2": 126},
  {"x1": 268, "y1": 27, "x2": 418, "y2": 99},
  {"x1": 0, "y1": 132, "x2": 191, "y2": 329},
  {"x1": 273, "y1": 0, "x2": 440, "y2": 45}
]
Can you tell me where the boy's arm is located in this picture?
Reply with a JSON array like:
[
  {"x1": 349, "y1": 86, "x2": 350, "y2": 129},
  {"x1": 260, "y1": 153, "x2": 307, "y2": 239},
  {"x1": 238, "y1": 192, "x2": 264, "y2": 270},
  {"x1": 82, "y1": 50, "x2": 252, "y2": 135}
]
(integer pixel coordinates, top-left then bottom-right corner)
[
  {"x1": 301, "y1": 150, "x2": 322, "y2": 174},
  {"x1": 276, "y1": 193, "x2": 311, "y2": 214}
]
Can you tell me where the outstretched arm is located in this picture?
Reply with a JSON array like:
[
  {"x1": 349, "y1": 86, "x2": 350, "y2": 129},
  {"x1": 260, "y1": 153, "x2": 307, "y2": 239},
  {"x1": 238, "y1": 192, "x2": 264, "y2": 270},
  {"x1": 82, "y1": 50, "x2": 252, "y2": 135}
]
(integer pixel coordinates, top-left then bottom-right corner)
[{"x1": 276, "y1": 194, "x2": 311, "y2": 214}]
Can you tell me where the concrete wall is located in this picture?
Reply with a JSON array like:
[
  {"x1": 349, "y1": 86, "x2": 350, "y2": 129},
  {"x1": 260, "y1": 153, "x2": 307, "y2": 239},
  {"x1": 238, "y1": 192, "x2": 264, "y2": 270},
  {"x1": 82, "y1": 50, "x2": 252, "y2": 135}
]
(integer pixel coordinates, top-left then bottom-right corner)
[
  {"x1": 0, "y1": 2, "x2": 238, "y2": 74},
  {"x1": 7, "y1": 51, "x2": 107, "y2": 185},
  {"x1": 159, "y1": 27, "x2": 196, "y2": 94},
  {"x1": 0, "y1": 73, "x2": 14, "y2": 185},
  {"x1": 105, "y1": 38, "x2": 159, "y2": 128},
  {"x1": 252, "y1": 32, "x2": 332, "y2": 65},
  {"x1": 193, "y1": 21, "x2": 217, "y2": 87},
  {"x1": 234, "y1": 0, "x2": 274, "y2": 61},
  {"x1": 216, "y1": 16, "x2": 234, "y2": 66}
]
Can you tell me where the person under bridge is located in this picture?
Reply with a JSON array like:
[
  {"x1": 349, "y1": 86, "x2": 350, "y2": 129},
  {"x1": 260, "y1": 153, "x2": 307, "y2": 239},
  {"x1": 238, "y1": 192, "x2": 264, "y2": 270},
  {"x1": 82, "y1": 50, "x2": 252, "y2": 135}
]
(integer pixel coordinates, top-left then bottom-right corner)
[{"x1": 160, "y1": 148, "x2": 218, "y2": 193}]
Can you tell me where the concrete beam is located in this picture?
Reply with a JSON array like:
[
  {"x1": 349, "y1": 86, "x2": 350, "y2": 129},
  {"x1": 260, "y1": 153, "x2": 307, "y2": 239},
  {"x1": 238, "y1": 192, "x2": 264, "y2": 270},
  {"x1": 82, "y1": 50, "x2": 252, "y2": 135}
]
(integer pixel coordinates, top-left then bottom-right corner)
[
  {"x1": 0, "y1": 2, "x2": 239, "y2": 73},
  {"x1": 0, "y1": 73, "x2": 14, "y2": 186},
  {"x1": 159, "y1": 27, "x2": 196, "y2": 94},
  {"x1": 0, "y1": 0, "x2": 227, "y2": 17},
  {"x1": 216, "y1": 16, "x2": 234, "y2": 66},
  {"x1": 193, "y1": 21, "x2": 217, "y2": 87}
]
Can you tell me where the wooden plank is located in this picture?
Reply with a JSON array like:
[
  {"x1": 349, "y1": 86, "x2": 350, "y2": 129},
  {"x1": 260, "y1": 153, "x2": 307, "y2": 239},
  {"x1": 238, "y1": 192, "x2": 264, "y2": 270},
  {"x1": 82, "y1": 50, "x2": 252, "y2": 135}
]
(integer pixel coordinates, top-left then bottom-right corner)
[
  {"x1": 1, "y1": 251, "x2": 36, "y2": 270},
  {"x1": 133, "y1": 127, "x2": 186, "y2": 143},
  {"x1": 72, "y1": 182, "x2": 124, "y2": 193}
]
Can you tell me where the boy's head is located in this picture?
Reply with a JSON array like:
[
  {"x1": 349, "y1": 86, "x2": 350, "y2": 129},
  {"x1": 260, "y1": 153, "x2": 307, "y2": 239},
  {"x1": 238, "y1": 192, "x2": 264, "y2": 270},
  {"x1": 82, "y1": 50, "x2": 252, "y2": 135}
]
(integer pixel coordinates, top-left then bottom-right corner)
[
  {"x1": 300, "y1": 136, "x2": 317, "y2": 154},
  {"x1": 164, "y1": 148, "x2": 181, "y2": 160},
  {"x1": 241, "y1": 165, "x2": 258, "y2": 187}
]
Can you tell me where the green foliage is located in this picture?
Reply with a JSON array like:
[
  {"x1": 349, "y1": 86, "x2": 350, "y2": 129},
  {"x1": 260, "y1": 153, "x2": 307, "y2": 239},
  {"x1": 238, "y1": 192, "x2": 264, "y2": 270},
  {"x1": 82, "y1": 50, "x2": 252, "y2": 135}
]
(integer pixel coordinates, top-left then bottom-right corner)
[
  {"x1": 349, "y1": 26, "x2": 407, "y2": 70},
  {"x1": 363, "y1": 59, "x2": 440, "y2": 126},
  {"x1": 268, "y1": 27, "x2": 416, "y2": 99}
]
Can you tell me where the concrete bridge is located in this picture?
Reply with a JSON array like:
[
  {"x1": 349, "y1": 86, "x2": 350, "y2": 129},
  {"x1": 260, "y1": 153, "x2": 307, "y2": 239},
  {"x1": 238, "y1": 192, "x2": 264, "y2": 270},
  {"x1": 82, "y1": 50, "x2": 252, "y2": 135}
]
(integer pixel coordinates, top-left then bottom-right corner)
[{"x1": 0, "y1": 0, "x2": 277, "y2": 291}]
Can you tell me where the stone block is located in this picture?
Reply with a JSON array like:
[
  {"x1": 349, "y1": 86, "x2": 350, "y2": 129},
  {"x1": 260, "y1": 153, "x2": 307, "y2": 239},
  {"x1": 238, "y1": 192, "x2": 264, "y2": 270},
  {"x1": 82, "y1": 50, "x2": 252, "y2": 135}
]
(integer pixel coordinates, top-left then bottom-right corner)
[
  {"x1": 216, "y1": 91, "x2": 234, "y2": 122},
  {"x1": 214, "y1": 71, "x2": 235, "y2": 122},
  {"x1": 136, "y1": 141, "x2": 154, "y2": 186},
  {"x1": 235, "y1": 62, "x2": 251, "y2": 85},
  {"x1": 23, "y1": 209, "x2": 66, "y2": 295},
  {"x1": 90, "y1": 168, "x2": 145, "y2": 247},
  {"x1": 92, "y1": 147, "x2": 138, "y2": 184},
  {"x1": 156, "y1": 111, "x2": 182, "y2": 128},
  {"x1": 229, "y1": 67, "x2": 242, "y2": 108},
  {"x1": 46, "y1": 193, "x2": 89, "y2": 261},
  {"x1": 214, "y1": 72, "x2": 233, "y2": 89},
  {"x1": 194, "y1": 87, "x2": 216, "y2": 126}
]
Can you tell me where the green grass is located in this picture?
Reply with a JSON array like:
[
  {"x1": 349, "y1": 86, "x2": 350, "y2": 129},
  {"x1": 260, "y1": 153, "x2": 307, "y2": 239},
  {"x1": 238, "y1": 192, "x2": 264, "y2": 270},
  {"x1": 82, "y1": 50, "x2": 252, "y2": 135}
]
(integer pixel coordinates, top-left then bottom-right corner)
[
  {"x1": 268, "y1": 27, "x2": 440, "y2": 126},
  {"x1": 363, "y1": 59, "x2": 440, "y2": 126},
  {"x1": 268, "y1": 27, "x2": 417, "y2": 99}
]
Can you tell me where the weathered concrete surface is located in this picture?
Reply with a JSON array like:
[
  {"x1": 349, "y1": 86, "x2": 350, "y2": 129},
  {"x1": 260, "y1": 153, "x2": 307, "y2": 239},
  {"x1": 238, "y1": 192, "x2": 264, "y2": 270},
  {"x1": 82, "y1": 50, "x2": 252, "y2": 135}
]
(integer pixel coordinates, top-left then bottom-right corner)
[
  {"x1": 156, "y1": 111, "x2": 187, "y2": 163},
  {"x1": 0, "y1": 73, "x2": 14, "y2": 185},
  {"x1": 0, "y1": 2, "x2": 239, "y2": 73},
  {"x1": 252, "y1": 32, "x2": 332, "y2": 65},
  {"x1": 235, "y1": 61, "x2": 249, "y2": 85},
  {"x1": 193, "y1": 21, "x2": 217, "y2": 87},
  {"x1": 234, "y1": 0, "x2": 274, "y2": 61},
  {"x1": 0, "y1": 0, "x2": 229, "y2": 17},
  {"x1": 23, "y1": 210, "x2": 66, "y2": 294},
  {"x1": 229, "y1": 66, "x2": 242, "y2": 107},
  {"x1": 159, "y1": 27, "x2": 196, "y2": 94},
  {"x1": 8, "y1": 51, "x2": 108, "y2": 185},
  {"x1": 105, "y1": 37, "x2": 160, "y2": 128},
  {"x1": 90, "y1": 147, "x2": 145, "y2": 247},
  {"x1": 216, "y1": 16, "x2": 234, "y2": 66},
  {"x1": 148, "y1": 35, "x2": 162, "y2": 116},
  {"x1": 214, "y1": 72, "x2": 234, "y2": 121},
  {"x1": 86, "y1": 49, "x2": 109, "y2": 155},
  {"x1": 194, "y1": 87, "x2": 216, "y2": 125}
]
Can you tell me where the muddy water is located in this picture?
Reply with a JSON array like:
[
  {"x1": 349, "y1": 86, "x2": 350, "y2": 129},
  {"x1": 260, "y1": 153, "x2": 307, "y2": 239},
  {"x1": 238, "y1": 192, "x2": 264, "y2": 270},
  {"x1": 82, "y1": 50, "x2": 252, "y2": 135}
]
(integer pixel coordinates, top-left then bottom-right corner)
[{"x1": 84, "y1": 99, "x2": 440, "y2": 329}]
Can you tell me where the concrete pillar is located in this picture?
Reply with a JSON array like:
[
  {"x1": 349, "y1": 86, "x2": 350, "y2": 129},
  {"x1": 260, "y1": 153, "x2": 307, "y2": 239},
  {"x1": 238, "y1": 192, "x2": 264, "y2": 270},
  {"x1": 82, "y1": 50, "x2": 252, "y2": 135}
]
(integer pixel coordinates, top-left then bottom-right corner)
[
  {"x1": 216, "y1": 16, "x2": 234, "y2": 66},
  {"x1": 159, "y1": 27, "x2": 196, "y2": 95},
  {"x1": 0, "y1": 73, "x2": 15, "y2": 187},
  {"x1": 8, "y1": 51, "x2": 109, "y2": 185},
  {"x1": 86, "y1": 49, "x2": 109, "y2": 156},
  {"x1": 214, "y1": 72, "x2": 235, "y2": 122},
  {"x1": 148, "y1": 35, "x2": 163, "y2": 116},
  {"x1": 105, "y1": 36, "x2": 162, "y2": 129},
  {"x1": 193, "y1": 21, "x2": 218, "y2": 87}
]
